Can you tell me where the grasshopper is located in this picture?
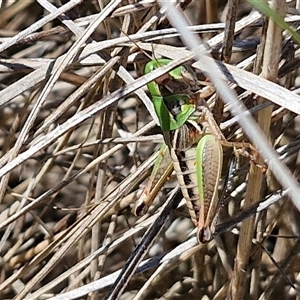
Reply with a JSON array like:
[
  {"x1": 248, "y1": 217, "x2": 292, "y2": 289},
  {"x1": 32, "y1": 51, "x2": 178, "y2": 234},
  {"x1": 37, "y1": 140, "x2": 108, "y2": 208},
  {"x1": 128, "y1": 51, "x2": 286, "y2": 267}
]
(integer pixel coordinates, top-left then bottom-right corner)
[{"x1": 134, "y1": 59, "x2": 256, "y2": 243}]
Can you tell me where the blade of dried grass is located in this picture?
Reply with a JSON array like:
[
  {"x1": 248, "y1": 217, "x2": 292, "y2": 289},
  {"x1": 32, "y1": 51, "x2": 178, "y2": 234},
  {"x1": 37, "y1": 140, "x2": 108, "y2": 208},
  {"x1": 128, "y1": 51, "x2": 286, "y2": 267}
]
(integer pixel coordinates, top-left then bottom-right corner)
[
  {"x1": 35, "y1": 56, "x2": 120, "y2": 135},
  {"x1": 0, "y1": 13, "x2": 162, "y2": 128},
  {"x1": 28, "y1": 193, "x2": 179, "y2": 299},
  {"x1": 258, "y1": 239, "x2": 300, "y2": 299},
  {"x1": 0, "y1": 0, "x2": 34, "y2": 27},
  {"x1": 158, "y1": 1, "x2": 300, "y2": 212},
  {"x1": 214, "y1": 189, "x2": 288, "y2": 237},
  {"x1": 0, "y1": 59, "x2": 190, "y2": 182},
  {"x1": 44, "y1": 185, "x2": 288, "y2": 300},
  {"x1": 28, "y1": 170, "x2": 289, "y2": 300},
  {"x1": 0, "y1": 0, "x2": 83, "y2": 52},
  {"x1": 208, "y1": 9, "x2": 262, "y2": 48},
  {"x1": 0, "y1": 122, "x2": 156, "y2": 295},
  {"x1": 0, "y1": 132, "x2": 77, "y2": 259},
  {"x1": 53, "y1": 134, "x2": 162, "y2": 157},
  {"x1": 111, "y1": 0, "x2": 156, "y2": 18},
  {"x1": 0, "y1": 10, "x2": 260, "y2": 119},
  {"x1": 222, "y1": 0, "x2": 239, "y2": 62},
  {"x1": 103, "y1": 186, "x2": 181, "y2": 300},
  {"x1": 137, "y1": 42, "x2": 300, "y2": 114},
  {"x1": 3, "y1": 2, "x2": 300, "y2": 298},
  {"x1": 12, "y1": 155, "x2": 159, "y2": 299},
  {"x1": 230, "y1": 1, "x2": 285, "y2": 299},
  {"x1": 248, "y1": 0, "x2": 300, "y2": 44},
  {"x1": 0, "y1": 120, "x2": 155, "y2": 230},
  {"x1": 0, "y1": 0, "x2": 123, "y2": 212},
  {"x1": 47, "y1": 236, "x2": 198, "y2": 300},
  {"x1": 132, "y1": 243, "x2": 203, "y2": 300},
  {"x1": 37, "y1": 0, "x2": 86, "y2": 38}
]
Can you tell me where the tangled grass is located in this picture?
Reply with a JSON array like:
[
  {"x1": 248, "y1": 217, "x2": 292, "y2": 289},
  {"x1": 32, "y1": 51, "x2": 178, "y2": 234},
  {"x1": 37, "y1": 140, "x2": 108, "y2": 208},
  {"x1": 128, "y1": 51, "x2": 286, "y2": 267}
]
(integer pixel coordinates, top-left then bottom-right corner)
[{"x1": 1, "y1": 1, "x2": 300, "y2": 299}]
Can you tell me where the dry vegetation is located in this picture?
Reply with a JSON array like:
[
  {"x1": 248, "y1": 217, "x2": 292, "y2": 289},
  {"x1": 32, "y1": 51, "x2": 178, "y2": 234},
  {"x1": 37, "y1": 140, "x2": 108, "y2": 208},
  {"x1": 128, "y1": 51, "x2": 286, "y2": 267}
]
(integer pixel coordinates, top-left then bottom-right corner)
[{"x1": 1, "y1": 0, "x2": 300, "y2": 299}]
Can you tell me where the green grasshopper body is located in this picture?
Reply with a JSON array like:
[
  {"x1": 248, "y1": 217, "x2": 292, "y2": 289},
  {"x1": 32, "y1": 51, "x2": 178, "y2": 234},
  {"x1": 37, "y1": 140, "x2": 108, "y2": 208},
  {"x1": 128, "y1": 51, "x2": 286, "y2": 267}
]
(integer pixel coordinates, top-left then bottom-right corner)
[
  {"x1": 169, "y1": 120, "x2": 223, "y2": 242},
  {"x1": 135, "y1": 59, "x2": 222, "y2": 243}
]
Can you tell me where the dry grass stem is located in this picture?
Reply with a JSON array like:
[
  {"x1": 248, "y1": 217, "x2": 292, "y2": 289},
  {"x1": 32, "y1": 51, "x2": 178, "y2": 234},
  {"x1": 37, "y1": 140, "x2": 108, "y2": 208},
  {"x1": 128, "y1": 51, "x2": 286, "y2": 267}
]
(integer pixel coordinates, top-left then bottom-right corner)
[{"x1": 1, "y1": 1, "x2": 300, "y2": 299}]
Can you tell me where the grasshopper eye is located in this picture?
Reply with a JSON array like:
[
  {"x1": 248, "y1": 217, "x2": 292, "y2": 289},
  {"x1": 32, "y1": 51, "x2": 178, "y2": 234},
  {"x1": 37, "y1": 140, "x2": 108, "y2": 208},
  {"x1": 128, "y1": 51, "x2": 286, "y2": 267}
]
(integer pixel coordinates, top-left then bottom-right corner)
[{"x1": 165, "y1": 99, "x2": 181, "y2": 117}]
